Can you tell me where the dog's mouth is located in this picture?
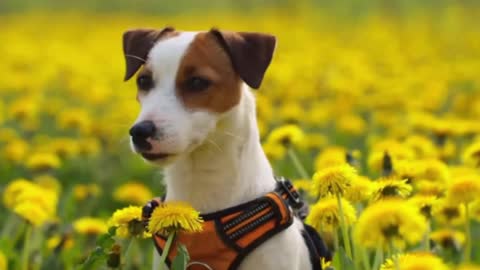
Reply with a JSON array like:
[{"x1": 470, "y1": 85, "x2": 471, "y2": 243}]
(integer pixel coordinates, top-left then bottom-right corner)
[{"x1": 140, "y1": 152, "x2": 172, "y2": 161}]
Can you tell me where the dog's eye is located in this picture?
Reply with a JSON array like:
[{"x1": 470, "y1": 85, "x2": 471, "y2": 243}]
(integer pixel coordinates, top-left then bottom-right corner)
[
  {"x1": 185, "y1": 76, "x2": 211, "y2": 92},
  {"x1": 137, "y1": 75, "x2": 154, "y2": 91}
]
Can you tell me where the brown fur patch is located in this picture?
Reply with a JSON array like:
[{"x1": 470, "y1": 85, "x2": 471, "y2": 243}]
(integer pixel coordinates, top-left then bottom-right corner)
[{"x1": 175, "y1": 32, "x2": 242, "y2": 113}]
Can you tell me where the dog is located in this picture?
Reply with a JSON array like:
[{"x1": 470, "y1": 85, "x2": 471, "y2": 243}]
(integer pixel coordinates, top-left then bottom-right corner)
[{"x1": 123, "y1": 27, "x2": 327, "y2": 270}]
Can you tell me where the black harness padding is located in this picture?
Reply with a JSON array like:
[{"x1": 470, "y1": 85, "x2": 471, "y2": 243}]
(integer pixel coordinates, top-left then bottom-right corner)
[{"x1": 302, "y1": 223, "x2": 332, "y2": 270}]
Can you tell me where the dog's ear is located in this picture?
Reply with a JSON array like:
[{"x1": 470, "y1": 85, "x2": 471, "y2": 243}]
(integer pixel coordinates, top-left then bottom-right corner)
[
  {"x1": 122, "y1": 27, "x2": 175, "y2": 81},
  {"x1": 209, "y1": 29, "x2": 276, "y2": 89}
]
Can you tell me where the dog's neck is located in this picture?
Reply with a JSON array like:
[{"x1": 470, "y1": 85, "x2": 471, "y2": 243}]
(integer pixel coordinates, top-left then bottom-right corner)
[{"x1": 164, "y1": 85, "x2": 276, "y2": 213}]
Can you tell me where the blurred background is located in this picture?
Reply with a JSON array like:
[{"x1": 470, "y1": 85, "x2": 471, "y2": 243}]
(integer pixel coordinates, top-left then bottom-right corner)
[{"x1": 1, "y1": 0, "x2": 480, "y2": 269}]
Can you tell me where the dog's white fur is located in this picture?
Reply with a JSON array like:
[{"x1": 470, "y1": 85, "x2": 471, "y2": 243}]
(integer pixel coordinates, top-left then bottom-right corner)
[{"x1": 131, "y1": 32, "x2": 312, "y2": 270}]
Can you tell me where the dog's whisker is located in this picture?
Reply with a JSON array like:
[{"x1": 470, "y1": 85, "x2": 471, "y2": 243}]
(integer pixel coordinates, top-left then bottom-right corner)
[
  {"x1": 213, "y1": 130, "x2": 244, "y2": 141},
  {"x1": 125, "y1": 54, "x2": 146, "y2": 62},
  {"x1": 207, "y1": 139, "x2": 223, "y2": 153}
]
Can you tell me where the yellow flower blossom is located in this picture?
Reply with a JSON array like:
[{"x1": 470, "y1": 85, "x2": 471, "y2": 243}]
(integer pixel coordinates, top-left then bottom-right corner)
[
  {"x1": 13, "y1": 202, "x2": 51, "y2": 227},
  {"x1": 381, "y1": 252, "x2": 449, "y2": 270},
  {"x1": 462, "y1": 141, "x2": 480, "y2": 167},
  {"x1": 25, "y1": 152, "x2": 61, "y2": 171},
  {"x1": 266, "y1": 124, "x2": 305, "y2": 148},
  {"x1": 147, "y1": 201, "x2": 203, "y2": 235},
  {"x1": 47, "y1": 234, "x2": 74, "y2": 250},
  {"x1": 408, "y1": 195, "x2": 438, "y2": 219},
  {"x1": 306, "y1": 196, "x2": 356, "y2": 232},
  {"x1": 371, "y1": 178, "x2": 412, "y2": 202},
  {"x1": 314, "y1": 147, "x2": 347, "y2": 170},
  {"x1": 73, "y1": 217, "x2": 108, "y2": 235},
  {"x1": 446, "y1": 175, "x2": 480, "y2": 205},
  {"x1": 433, "y1": 199, "x2": 465, "y2": 226},
  {"x1": 4, "y1": 139, "x2": 29, "y2": 163},
  {"x1": 312, "y1": 164, "x2": 357, "y2": 197},
  {"x1": 113, "y1": 182, "x2": 153, "y2": 205},
  {"x1": 73, "y1": 183, "x2": 101, "y2": 201},
  {"x1": 355, "y1": 199, "x2": 427, "y2": 250},
  {"x1": 430, "y1": 229, "x2": 465, "y2": 250},
  {"x1": 344, "y1": 175, "x2": 373, "y2": 203},
  {"x1": 108, "y1": 206, "x2": 149, "y2": 238}
]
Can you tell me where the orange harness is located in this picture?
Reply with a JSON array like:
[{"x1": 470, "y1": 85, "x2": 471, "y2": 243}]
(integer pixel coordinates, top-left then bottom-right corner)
[{"x1": 143, "y1": 179, "x2": 330, "y2": 270}]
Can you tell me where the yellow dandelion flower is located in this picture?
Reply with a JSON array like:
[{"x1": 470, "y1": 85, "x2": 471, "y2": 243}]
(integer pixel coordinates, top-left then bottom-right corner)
[
  {"x1": 408, "y1": 195, "x2": 438, "y2": 219},
  {"x1": 78, "y1": 137, "x2": 101, "y2": 156},
  {"x1": 381, "y1": 252, "x2": 449, "y2": 270},
  {"x1": 47, "y1": 234, "x2": 74, "y2": 250},
  {"x1": 4, "y1": 139, "x2": 29, "y2": 163},
  {"x1": 446, "y1": 175, "x2": 480, "y2": 205},
  {"x1": 404, "y1": 135, "x2": 438, "y2": 159},
  {"x1": 34, "y1": 174, "x2": 62, "y2": 195},
  {"x1": 266, "y1": 124, "x2": 305, "y2": 148},
  {"x1": 113, "y1": 182, "x2": 153, "y2": 205},
  {"x1": 432, "y1": 199, "x2": 465, "y2": 226},
  {"x1": 336, "y1": 113, "x2": 366, "y2": 135},
  {"x1": 371, "y1": 178, "x2": 412, "y2": 202},
  {"x1": 462, "y1": 141, "x2": 480, "y2": 167},
  {"x1": 306, "y1": 196, "x2": 356, "y2": 232},
  {"x1": 57, "y1": 108, "x2": 91, "y2": 134},
  {"x1": 302, "y1": 133, "x2": 328, "y2": 151},
  {"x1": 25, "y1": 152, "x2": 61, "y2": 171},
  {"x1": 312, "y1": 164, "x2": 357, "y2": 197},
  {"x1": 73, "y1": 183, "x2": 101, "y2": 201},
  {"x1": 13, "y1": 202, "x2": 51, "y2": 227},
  {"x1": 414, "y1": 180, "x2": 445, "y2": 196},
  {"x1": 147, "y1": 201, "x2": 203, "y2": 235},
  {"x1": 73, "y1": 217, "x2": 108, "y2": 235},
  {"x1": 292, "y1": 179, "x2": 313, "y2": 195},
  {"x1": 314, "y1": 147, "x2": 347, "y2": 170},
  {"x1": 430, "y1": 229, "x2": 465, "y2": 250},
  {"x1": 419, "y1": 159, "x2": 450, "y2": 184},
  {"x1": 3, "y1": 178, "x2": 35, "y2": 209},
  {"x1": 262, "y1": 141, "x2": 286, "y2": 161},
  {"x1": 0, "y1": 250, "x2": 7, "y2": 270},
  {"x1": 108, "y1": 206, "x2": 149, "y2": 238},
  {"x1": 344, "y1": 175, "x2": 373, "y2": 203},
  {"x1": 355, "y1": 199, "x2": 427, "y2": 250}
]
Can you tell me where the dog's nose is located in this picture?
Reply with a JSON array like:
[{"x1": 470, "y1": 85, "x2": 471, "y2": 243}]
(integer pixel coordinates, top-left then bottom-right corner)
[
  {"x1": 130, "y1": 121, "x2": 156, "y2": 151},
  {"x1": 130, "y1": 121, "x2": 156, "y2": 139}
]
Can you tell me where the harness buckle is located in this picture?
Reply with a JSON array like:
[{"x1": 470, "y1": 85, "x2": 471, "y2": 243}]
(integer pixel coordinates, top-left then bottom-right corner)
[{"x1": 275, "y1": 177, "x2": 304, "y2": 209}]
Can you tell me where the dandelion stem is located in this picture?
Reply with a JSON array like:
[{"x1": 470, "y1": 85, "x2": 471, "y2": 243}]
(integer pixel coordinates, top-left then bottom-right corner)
[
  {"x1": 389, "y1": 240, "x2": 400, "y2": 270},
  {"x1": 360, "y1": 248, "x2": 370, "y2": 270},
  {"x1": 464, "y1": 203, "x2": 471, "y2": 263},
  {"x1": 372, "y1": 247, "x2": 383, "y2": 270},
  {"x1": 159, "y1": 232, "x2": 175, "y2": 270},
  {"x1": 287, "y1": 147, "x2": 309, "y2": 179},
  {"x1": 336, "y1": 193, "x2": 353, "y2": 259},
  {"x1": 423, "y1": 220, "x2": 431, "y2": 251},
  {"x1": 21, "y1": 224, "x2": 32, "y2": 270},
  {"x1": 124, "y1": 237, "x2": 135, "y2": 269}
]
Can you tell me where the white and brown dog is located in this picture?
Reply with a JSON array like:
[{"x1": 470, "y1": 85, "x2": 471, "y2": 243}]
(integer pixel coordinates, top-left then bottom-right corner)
[{"x1": 123, "y1": 27, "x2": 328, "y2": 270}]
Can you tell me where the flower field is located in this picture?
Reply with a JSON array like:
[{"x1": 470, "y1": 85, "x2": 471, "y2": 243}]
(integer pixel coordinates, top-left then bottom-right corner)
[{"x1": 1, "y1": 5, "x2": 480, "y2": 270}]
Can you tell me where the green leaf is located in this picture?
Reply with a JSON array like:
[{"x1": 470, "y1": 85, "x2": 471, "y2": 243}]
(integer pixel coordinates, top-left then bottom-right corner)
[
  {"x1": 171, "y1": 244, "x2": 190, "y2": 270},
  {"x1": 96, "y1": 231, "x2": 115, "y2": 248}
]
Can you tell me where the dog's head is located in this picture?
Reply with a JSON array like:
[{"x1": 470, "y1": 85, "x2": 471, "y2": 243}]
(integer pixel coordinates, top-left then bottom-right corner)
[{"x1": 123, "y1": 27, "x2": 276, "y2": 165}]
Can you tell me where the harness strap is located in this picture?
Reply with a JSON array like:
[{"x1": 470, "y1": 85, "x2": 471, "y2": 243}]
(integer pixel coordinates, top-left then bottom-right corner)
[{"x1": 143, "y1": 179, "x2": 329, "y2": 270}]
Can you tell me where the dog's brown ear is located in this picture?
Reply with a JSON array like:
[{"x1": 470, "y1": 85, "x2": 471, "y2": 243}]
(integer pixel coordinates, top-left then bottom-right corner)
[
  {"x1": 122, "y1": 27, "x2": 175, "y2": 81},
  {"x1": 210, "y1": 29, "x2": 276, "y2": 89}
]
